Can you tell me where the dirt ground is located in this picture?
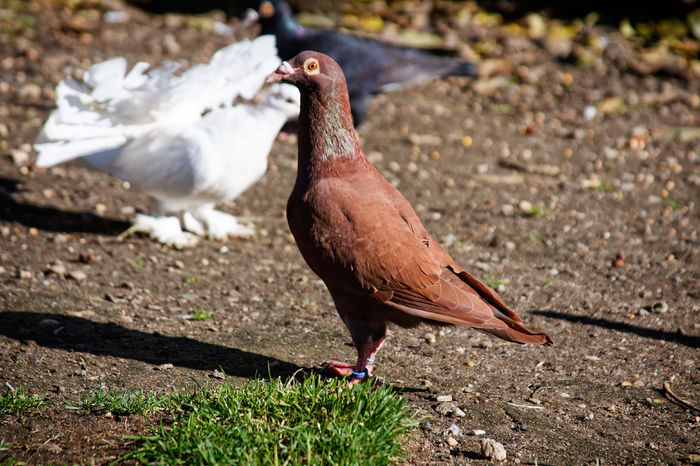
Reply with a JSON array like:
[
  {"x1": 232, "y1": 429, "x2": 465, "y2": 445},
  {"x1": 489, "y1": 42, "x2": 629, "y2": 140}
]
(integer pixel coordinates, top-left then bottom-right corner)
[{"x1": 1, "y1": 0, "x2": 699, "y2": 464}]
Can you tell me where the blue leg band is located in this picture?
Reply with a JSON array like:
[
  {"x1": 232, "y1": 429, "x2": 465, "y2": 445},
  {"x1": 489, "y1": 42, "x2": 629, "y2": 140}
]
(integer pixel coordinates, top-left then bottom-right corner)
[{"x1": 350, "y1": 369, "x2": 368, "y2": 379}]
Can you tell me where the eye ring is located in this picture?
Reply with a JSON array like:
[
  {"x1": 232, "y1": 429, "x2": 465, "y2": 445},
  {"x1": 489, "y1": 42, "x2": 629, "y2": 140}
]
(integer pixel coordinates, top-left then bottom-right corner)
[{"x1": 303, "y1": 58, "x2": 320, "y2": 75}]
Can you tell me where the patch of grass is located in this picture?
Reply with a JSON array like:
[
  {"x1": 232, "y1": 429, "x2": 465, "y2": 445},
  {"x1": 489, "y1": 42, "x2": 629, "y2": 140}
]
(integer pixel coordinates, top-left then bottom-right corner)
[
  {"x1": 523, "y1": 205, "x2": 549, "y2": 217},
  {"x1": 485, "y1": 277, "x2": 506, "y2": 289},
  {"x1": 190, "y1": 307, "x2": 213, "y2": 321},
  {"x1": 541, "y1": 276, "x2": 550, "y2": 286},
  {"x1": 596, "y1": 180, "x2": 615, "y2": 192},
  {"x1": 184, "y1": 273, "x2": 199, "y2": 283},
  {"x1": 490, "y1": 103, "x2": 512, "y2": 114},
  {"x1": 0, "y1": 439, "x2": 21, "y2": 453},
  {"x1": 300, "y1": 298, "x2": 310, "y2": 307},
  {"x1": 66, "y1": 388, "x2": 169, "y2": 416},
  {"x1": 664, "y1": 198, "x2": 681, "y2": 209},
  {"x1": 132, "y1": 259, "x2": 144, "y2": 270},
  {"x1": 527, "y1": 232, "x2": 541, "y2": 242},
  {"x1": 0, "y1": 0, "x2": 35, "y2": 38},
  {"x1": 0, "y1": 383, "x2": 49, "y2": 416},
  {"x1": 454, "y1": 240, "x2": 471, "y2": 251},
  {"x1": 125, "y1": 375, "x2": 416, "y2": 464}
]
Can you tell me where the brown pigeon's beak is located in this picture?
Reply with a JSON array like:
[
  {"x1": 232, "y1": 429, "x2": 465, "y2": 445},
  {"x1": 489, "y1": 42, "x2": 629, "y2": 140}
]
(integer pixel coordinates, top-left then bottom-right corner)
[{"x1": 266, "y1": 61, "x2": 294, "y2": 84}]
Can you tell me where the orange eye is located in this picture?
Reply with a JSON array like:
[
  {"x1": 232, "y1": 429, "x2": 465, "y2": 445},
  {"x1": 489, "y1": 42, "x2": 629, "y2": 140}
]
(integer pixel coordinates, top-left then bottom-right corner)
[
  {"x1": 303, "y1": 58, "x2": 320, "y2": 75},
  {"x1": 259, "y1": 1, "x2": 275, "y2": 17}
]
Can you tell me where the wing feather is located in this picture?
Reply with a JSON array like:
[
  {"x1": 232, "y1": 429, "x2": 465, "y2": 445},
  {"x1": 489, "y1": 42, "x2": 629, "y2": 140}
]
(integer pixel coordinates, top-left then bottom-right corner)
[{"x1": 314, "y1": 165, "x2": 552, "y2": 345}]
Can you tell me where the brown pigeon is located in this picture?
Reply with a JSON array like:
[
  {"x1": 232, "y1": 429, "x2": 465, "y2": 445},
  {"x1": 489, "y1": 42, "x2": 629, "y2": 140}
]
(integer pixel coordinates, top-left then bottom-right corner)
[{"x1": 267, "y1": 52, "x2": 552, "y2": 383}]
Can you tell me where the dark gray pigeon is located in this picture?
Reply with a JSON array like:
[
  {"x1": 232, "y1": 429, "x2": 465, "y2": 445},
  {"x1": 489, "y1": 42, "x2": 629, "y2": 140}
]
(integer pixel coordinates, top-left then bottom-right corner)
[{"x1": 256, "y1": 0, "x2": 478, "y2": 124}]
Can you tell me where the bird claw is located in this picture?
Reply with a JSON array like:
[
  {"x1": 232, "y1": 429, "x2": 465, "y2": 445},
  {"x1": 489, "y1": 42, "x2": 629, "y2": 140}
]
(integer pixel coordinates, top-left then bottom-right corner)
[
  {"x1": 322, "y1": 360, "x2": 381, "y2": 386},
  {"x1": 118, "y1": 214, "x2": 198, "y2": 249},
  {"x1": 322, "y1": 360, "x2": 354, "y2": 376},
  {"x1": 192, "y1": 209, "x2": 254, "y2": 239}
]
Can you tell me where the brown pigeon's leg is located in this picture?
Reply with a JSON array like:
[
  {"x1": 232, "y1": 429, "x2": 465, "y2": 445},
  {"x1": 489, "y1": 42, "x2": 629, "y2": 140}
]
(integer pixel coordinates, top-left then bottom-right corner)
[{"x1": 325, "y1": 318, "x2": 386, "y2": 384}]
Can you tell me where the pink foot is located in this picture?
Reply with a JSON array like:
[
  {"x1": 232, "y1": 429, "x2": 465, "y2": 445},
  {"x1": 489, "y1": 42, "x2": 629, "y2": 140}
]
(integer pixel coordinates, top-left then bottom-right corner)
[
  {"x1": 322, "y1": 360, "x2": 376, "y2": 386},
  {"x1": 322, "y1": 360, "x2": 354, "y2": 376}
]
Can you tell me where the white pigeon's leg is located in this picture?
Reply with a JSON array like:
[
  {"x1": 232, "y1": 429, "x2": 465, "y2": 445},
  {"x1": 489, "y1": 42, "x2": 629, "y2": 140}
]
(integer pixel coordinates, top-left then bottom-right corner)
[
  {"x1": 192, "y1": 204, "x2": 254, "y2": 239},
  {"x1": 117, "y1": 214, "x2": 198, "y2": 249},
  {"x1": 182, "y1": 211, "x2": 205, "y2": 237}
]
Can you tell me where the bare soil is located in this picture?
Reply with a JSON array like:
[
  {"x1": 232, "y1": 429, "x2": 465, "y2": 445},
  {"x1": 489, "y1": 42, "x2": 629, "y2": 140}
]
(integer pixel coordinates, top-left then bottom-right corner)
[{"x1": 1, "y1": 1, "x2": 699, "y2": 464}]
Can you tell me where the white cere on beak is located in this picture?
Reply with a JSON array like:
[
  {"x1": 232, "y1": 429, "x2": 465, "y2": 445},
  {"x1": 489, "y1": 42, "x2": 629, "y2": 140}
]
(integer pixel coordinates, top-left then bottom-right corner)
[{"x1": 277, "y1": 61, "x2": 293, "y2": 74}]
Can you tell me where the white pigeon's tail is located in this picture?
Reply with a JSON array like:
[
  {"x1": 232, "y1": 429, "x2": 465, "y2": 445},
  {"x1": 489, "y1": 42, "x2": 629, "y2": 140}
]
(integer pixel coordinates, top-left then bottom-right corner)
[{"x1": 35, "y1": 35, "x2": 281, "y2": 169}]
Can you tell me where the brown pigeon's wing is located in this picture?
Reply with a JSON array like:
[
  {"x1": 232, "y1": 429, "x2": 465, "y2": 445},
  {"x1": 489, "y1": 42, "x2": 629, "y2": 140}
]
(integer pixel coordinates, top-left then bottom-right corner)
[{"x1": 319, "y1": 169, "x2": 552, "y2": 345}]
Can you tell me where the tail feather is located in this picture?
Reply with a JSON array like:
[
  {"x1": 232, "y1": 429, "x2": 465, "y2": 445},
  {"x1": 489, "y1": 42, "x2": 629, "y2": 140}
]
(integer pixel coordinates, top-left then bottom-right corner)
[
  {"x1": 35, "y1": 136, "x2": 126, "y2": 168},
  {"x1": 446, "y1": 60, "x2": 478, "y2": 78},
  {"x1": 481, "y1": 309, "x2": 554, "y2": 345},
  {"x1": 478, "y1": 323, "x2": 554, "y2": 345}
]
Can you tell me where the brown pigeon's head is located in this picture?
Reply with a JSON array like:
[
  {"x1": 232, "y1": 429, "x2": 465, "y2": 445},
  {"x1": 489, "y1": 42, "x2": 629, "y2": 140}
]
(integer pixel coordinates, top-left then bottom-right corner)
[{"x1": 266, "y1": 51, "x2": 346, "y2": 93}]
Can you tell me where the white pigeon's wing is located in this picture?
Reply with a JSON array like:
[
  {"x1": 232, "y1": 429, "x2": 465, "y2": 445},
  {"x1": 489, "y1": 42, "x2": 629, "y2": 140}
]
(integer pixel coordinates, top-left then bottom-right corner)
[
  {"x1": 107, "y1": 97, "x2": 288, "y2": 208},
  {"x1": 105, "y1": 123, "x2": 212, "y2": 201},
  {"x1": 35, "y1": 136, "x2": 127, "y2": 168},
  {"x1": 34, "y1": 35, "x2": 282, "y2": 170},
  {"x1": 152, "y1": 35, "x2": 281, "y2": 120}
]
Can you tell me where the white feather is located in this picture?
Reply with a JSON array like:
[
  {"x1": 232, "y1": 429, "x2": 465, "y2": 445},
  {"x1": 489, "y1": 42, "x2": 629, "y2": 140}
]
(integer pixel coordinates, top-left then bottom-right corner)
[{"x1": 34, "y1": 35, "x2": 300, "y2": 247}]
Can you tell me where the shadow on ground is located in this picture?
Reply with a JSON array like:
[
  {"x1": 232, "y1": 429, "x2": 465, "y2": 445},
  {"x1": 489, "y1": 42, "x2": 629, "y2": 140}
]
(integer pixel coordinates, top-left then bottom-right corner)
[
  {"x1": 0, "y1": 311, "x2": 302, "y2": 379},
  {"x1": 0, "y1": 176, "x2": 130, "y2": 235},
  {"x1": 533, "y1": 310, "x2": 700, "y2": 348}
]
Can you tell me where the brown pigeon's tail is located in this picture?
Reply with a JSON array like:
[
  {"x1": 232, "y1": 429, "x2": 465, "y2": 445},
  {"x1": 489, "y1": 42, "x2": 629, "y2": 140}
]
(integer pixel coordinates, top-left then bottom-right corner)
[
  {"x1": 479, "y1": 310, "x2": 554, "y2": 346},
  {"x1": 450, "y1": 266, "x2": 553, "y2": 345}
]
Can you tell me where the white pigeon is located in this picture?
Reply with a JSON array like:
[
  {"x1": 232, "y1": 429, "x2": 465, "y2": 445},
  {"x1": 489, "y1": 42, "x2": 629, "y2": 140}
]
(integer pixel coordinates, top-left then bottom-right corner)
[{"x1": 34, "y1": 35, "x2": 300, "y2": 248}]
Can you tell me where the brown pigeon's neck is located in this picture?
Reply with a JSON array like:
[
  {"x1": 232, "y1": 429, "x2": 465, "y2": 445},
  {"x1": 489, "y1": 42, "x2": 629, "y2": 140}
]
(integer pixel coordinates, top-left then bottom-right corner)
[{"x1": 297, "y1": 86, "x2": 362, "y2": 175}]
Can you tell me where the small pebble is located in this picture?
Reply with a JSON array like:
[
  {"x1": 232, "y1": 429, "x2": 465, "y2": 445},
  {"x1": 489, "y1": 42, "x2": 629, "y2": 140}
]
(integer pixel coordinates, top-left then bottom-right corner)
[
  {"x1": 68, "y1": 270, "x2": 87, "y2": 281},
  {"x1": 49, "y1": 263, "x2": 66, "y2": 276},
  {"x1": 436, "y1": 394, "x2": 452, "y2": 402},
  {"x1": 444, "y1": 424, "x2": 463, "y2": 437},
  {"x1": 652, "y1": 301, "x2": 668, "y2": 313},
  {"x1": 435, "y1": 401, "x2": 457, "y2": 415},
  {"x1": 156, "y1": 363, "x2": 174, "y2": 370},
  {"x1": 104, "y1": 10, "x2": 129, "y2": 23},
  {"x1": 638, "y1": 308, "x2": 650, "y2": 316},
  {"x1": 19, "y1": 83, "x2": 41, "y2": 100},
  {"x1": 480, "y1": 438, "x2": 507, "y2": 461},
  {"x1": 518, "y1": 200, "x2": 533, "y2": 212},
  {"x1": 583, "y1": 105, "x2": 597, "y2": 120},
  {"x1": 38, "y1": 318, "x2": 60, "y2": 330},
  {"x1": 79, "y1": 253, "x2": 96, "y2": 264},
  {"x1": 67, "y1": 310, "x2": 95, "y2": 318},
  {"x1": 446, "y1": 436, "x2": 458, "y2": 447},
  {"x1": 11, "y1": 149, "x2": 30, "y2": 166},
  {"x1": 425, "y1": 333, "x2": 437, "y2": 344},
  {"x1": 419, "y1": 420, "x2": 432, "y2": 431},
  {"x1": 471, "y1": 429, "x2": 486, "y2": 436}
]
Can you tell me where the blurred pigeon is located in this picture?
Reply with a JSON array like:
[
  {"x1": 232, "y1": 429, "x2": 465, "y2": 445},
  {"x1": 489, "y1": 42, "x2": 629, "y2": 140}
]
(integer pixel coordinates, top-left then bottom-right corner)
[
  {"x1": 255, "y1": 0, "x2": 478, "y2": 124},
  {"x1": 35, "y1": 36, "x2": 300, "y2": 248},
  {"x1": 267, "y1": 52, "x2": 551, "y2": 383}
]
